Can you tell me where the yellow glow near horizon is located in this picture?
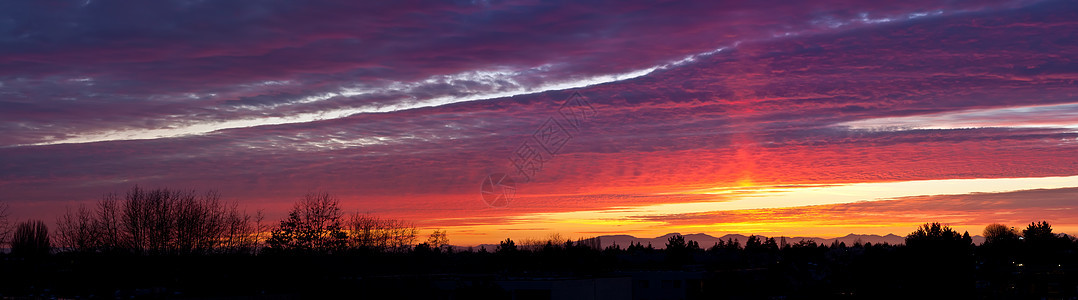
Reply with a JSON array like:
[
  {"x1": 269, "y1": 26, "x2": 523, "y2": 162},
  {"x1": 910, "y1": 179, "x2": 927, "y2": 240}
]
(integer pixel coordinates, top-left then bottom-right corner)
[{"x1": 438, "y1": 175, "x2": 1078, "y2": 246}]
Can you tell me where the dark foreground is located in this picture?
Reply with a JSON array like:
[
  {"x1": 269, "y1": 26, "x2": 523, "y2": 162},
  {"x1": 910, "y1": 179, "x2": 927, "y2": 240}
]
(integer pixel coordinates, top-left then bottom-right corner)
[{"x1": 2, "y1": 236, "x2": 1077, "y2": 300}]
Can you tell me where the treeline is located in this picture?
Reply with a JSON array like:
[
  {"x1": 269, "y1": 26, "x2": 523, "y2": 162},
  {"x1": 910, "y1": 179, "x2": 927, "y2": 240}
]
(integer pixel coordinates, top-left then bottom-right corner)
[
  {"x1": 262, "y1": 191, "x2": 432, "y2": 254},
  {"x1": 1, "y1": 185, "x2": 1075, "y2": 261},
  {"x1": 0, "y1": 186, "x2": 435, "y2": 256},
  {"x1": 479, "y1": 221, "x2": 1073, "y2": 256},
  {"x1": 2, "y1": 186, "x2": 1078, "y2": 298},
  {"x1": 51, "y1": 186, "x2": 262, "y2": 255},
  {"x1": 467, "y1": 222, "x2": 1075, "y2": 298}
]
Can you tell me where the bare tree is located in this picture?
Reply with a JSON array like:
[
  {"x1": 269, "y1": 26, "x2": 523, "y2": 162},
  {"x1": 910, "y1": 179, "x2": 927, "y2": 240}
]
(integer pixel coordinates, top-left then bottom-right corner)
[
  {"x1": 172, "y1": 189, "x2": 225, "y2": 254},
  {"x1": 252, "y1": 210, "x2": 268, "y2": 253},
  {"x1": 346, "y1": 212, "x2": 417, "y2": 252},
  {"x1": 120, "y1": 186, "x2": 183, "y2": 254},
  {"x1": 121, "y1": 186, "x2": 149, "y2": 252},
  {"x1": 347, "y1": 213, "x2": 380, "y2": 249},
  {"x1": 519, "y1": 237, "x2": 544, "y2": 252},
  {"x1": 266, "y1": 192, "x2": 347, "y2": 253},
  {"x1": 55, "y1": 186, "x2": 261, "y2": 255},
  {"x1": 220, "y1": 205, "x2": 263, "y2": 254},
  {"x1": 983, "y1": 223, "x2": 1020, "y2": 246},
  {"x1": 55, "y1": 205, "x2": 99, "y2": 252},
  {"x1": 426, "y1": 229, "x2": 449, "y2": 251},
  {"x1": 11, "y1": 219, "x2": 49, "y2": 256},
  {"x1": 95, "y1": 193, "x2": 123, "y2": 252}
]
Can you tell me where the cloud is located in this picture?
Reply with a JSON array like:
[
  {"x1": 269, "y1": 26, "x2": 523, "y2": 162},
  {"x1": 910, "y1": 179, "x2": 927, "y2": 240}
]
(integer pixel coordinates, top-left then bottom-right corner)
[
  {"x1": 636, "y1": 187, "x2": 1078, "y2": 231},
  {"x1": 838, "y1": 102, "x2": 1078, "y2": 131},
  {"x1": 2, "y1": 0, "x2": 1078, "y2": 245},
  {"x1": 0, "y1": 0, "x2": 1044, "y2": 146}
]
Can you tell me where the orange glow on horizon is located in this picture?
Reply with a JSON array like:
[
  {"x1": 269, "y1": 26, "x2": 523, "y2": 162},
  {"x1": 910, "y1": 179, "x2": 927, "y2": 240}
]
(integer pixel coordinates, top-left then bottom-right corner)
[{"x1": 427, "y1": 177, "x2": 1078, "y2": 246}]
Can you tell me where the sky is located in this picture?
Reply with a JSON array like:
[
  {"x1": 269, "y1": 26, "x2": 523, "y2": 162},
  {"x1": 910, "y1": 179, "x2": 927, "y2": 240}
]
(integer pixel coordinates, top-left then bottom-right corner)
[{"x1": 2, "y1": 0, "x2": 1077, "y2": 246}]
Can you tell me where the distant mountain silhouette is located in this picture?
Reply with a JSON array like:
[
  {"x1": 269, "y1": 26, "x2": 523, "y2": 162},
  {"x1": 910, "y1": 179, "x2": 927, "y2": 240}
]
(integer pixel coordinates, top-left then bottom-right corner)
[
  {"x1": 467, "y1": 232, "x2": 984, "y2": 250},
  {"x1": 596, "y1": 232, "x2": 984, "y2": 249}
]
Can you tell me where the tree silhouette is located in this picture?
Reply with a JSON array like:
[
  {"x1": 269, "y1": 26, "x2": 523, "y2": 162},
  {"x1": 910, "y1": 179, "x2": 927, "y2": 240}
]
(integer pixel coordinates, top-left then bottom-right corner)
[
  {"x1": 11, "y1": 219, "x2": 49, "y2": 256},
  {"x1": 1021, "y1": 221, "x2": 1055, "y2": 242},
  {"x1": 727, "y1": 238, "x2": 740, "y2": 250},
  {"x1": 346, "y1": 212, "x2": 418, "y2": 252},
  {"x1": 1019, "y1": 220, "x2": 1071, "y2": 267},
  {"x1": 902, "y1": 222, "x2": 974, "y2": 297},
  {"x1": 18, "y1": 182, "x2": 1078, "y2": 298},
  {"x1": 904, "y1": 222, "x2": 967, "y2": 248},
  {"x1": 745, "y1": 235, "x2": 762, "y2": 251},
  {"x1": 764, "y1": 237, "x2": 778, "y2": 251},
  {"x1": 14, "y1": 216, "x2": 1078, "y2": 298},
  {"x1": 426, "y1": 229, "x2": 450, "y2": 252},
  {"x1": 665, "y1": 234, "x2": 694, "y2": 264},
  {"x1": 497, "y1": 238, "x2": 517, "y2": 254},
  {"x1": 55, "y1": 205, "x2": 98, "y2": 253},
  {"x1": 792, "y1": 239, "x2": 817, "y2": 248},
  {"x1": 95, "y1": 194, "x2": 122, "y2": 253},
  {"x1": 54, "y1": 186, "x2": 260, "y2": 255},
  {"x1": 412, "y1": 242, "x2": 434, "y2": 254},
  {"x1": 266, "y1": 192, "x2": 347, "y2": 254},
  {"x1": 983, "y1": 223, "x2": 1020, "y2": 246},
  {"x1": 666, "y1": 234, "x2": 687, "y2": 250}
]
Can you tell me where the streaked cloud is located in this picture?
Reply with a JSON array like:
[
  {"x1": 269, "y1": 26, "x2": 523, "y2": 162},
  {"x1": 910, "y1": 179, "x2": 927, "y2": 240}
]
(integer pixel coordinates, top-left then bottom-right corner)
[
  {"x1": 1, "y1": 0, "x2": 1077, "y2": 246},
  {"x1": 840, "y1": 102, "x2": 1078, "y2": 132}
]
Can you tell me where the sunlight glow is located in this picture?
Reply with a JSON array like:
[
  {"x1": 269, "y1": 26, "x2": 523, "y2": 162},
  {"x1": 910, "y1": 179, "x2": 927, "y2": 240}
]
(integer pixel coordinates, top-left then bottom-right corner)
[{"x1": 441, "y1": 175, "x2": 1078, "y2": 245}]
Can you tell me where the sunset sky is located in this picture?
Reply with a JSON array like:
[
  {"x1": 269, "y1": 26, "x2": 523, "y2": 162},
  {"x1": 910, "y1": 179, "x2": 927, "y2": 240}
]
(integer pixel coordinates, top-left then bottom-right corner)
[{"x1": 2, "y1": 0, "x2": 1077, "y2": 246}]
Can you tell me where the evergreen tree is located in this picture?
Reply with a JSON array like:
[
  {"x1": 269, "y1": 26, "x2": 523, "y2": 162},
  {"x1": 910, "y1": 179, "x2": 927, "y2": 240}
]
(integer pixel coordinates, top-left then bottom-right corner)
[{"x1": 497, "y1": 238, "x2": 517, "y2": 254}]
